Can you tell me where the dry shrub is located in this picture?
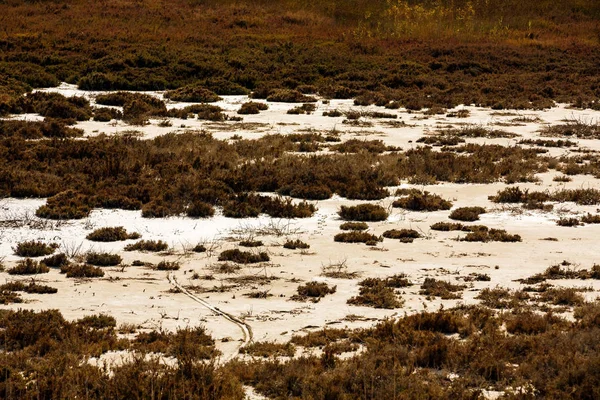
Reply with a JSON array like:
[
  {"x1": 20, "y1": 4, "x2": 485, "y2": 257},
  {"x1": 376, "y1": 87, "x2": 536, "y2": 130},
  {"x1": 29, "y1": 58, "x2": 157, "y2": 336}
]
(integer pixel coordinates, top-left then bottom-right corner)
[
  {"x1": 86, "y1": 227, "x2": 141, "y2": 242},
  {"x1": 476, "y1": 287, "x2": 529, "y2": 309},
  {"x1": 186, "y1": 201, "x2": 215, "y2": 218},
  {"x1": 295, "y1": 282, "x2": 337, "y2": 299},
  {"x1": 449, "y1": 206, "x2": 486, "y2": 221},
  {"x1": 581, "y1": 213, "x2": 600, "y2": 224},
  {"x1": 164, "y1": 85, "x2": 221, "y2": 103},
  {"x1": 239, "y1": 240, "x2": 263, "y2": 247},
  {"x1": 287, "y1": 103, "x2": 316, "y2": 114},
  {"x1": 538, "y1": 287, "x2": 585, "y2": 306},
  {"x1": 60, "y1": 264, "x2": 105, "y2": 278},
  {"x1": 461, "y1": 228, "x2": 521, "y2": 242},
  {"x1": 240, "y1": 341, "x2": 296, "y2": 358},
  {"x1": 124, "y1": 240, "x2": 169, "y2": 252},
  {"x1": 334, "y1": 231, "x2": 381, "y2": 244},
  {"x1": 155, "y1": 261, "x2": 180, "y2": 271},
  {"x1": 393, "y1": 190, "x2": 452, "y2": 211},
  {"x1": 338, "y1": 204, "x2": 388, "y2": 221},
  {"x1": 347, "y1": 278, "x2": 404, "y2": 309},
  {"x1": 266, "y1": 89, "x2": 316, "y2": 103},
  {"x1": 13, "y1": 241, "x2": 58, "y2": 257},
  {"x1": 36, "y1": 190, "x2": 92, "y2": 220},
  {"x1": 218, "y1": 249, "x2": 269, "y2": 264},
  {"x1": 557, "y1": 217, "x2": 582, "y2": 227},
  {"x1": 283, "y1": 239, "x2": 309, "y2": 249},
  {"x1": 238, "y1": 101, "x2": 268, "y2": 114},
  {"x1": 8, "y1": 259, "x2": 50, "y2": 275},
  {"x1": 86, "y1": 252, "x2": 122, "y2": 267},
  {"x1": 40, "y1": 253, "x2": 69, "y2": 268},
  {"x1": 419, "y1": 278, "x2": 465, "y2": 299},
  {"x1": 382, "y1": 229, "x2": 421, "y2": 240},
  {"x1": 339, "y1": 222, "x2": 368, "y2": 231}
]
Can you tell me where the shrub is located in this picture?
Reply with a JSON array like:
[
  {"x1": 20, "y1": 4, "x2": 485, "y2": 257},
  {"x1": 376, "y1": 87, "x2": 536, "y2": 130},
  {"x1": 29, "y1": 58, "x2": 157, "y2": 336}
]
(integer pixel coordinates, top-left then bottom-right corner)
[
  {"x1": 287, "y1": 103, "x2": 316, "y2": 114},
  {"x1": 86, "y1": 227, "x2": 141, "y2": 242},
  {"x1": 13, "y1": 241, "x2": 58, "y2": 257},
  {"x1": 86, "y1": 252, "x2": 122, "y2": 266},
  {"x1": 61, "y1": 264, "x2": 104, "y2": 278},
  {"x1": 2, "y1": 282, "x2": 59, "y2": 294},
  {"x1": 582, "y1": 214, "x2": 600, "y2": 224},
  {"x1": 266, "y1": 89, "x2": 316, "y2": 103},
  {"x1": 334, "y1": 232, "x2": 382, "y2": 244},
  {"x1": 40, "y1": 253, "x2": 69, "y2": 268},
  {"x1": 8, "y1": 259, "x2": 50, "y2": 275},
  {"x1": 557, "y1": 217, "x2": 581, "y2": 227},
  {"x1": 339, "y1": 222, "x2": 368, "y2": 231},
  {"x1": 78, "y1": 314, "x2": 116, "y2": 329},
  {"x1": 239, "y1": 240, "x2": 263, "y2": 247},
  {"x1": 347, "y1": 281, "x2": 403, "y2": 309},
  {"x1": 392, "y1": 191, "x2": 452, "y2": 211},
  {"x1": 430, "y1": 222, "x2": 466, "y2": 231},
  {"x1": 0, "y1": 290, "x2": 23, "y2": 304},
  {"x1": 461, "y1": 229, "x2": 521, "y2": 242},
  {"x1": 155, "y1": 261, "x2": 180, "y2": 271},
  {"x1": 338, "y1": 204, "x2": 388, "y2": 221},
  {"x1": 476, "y1": 287, "x2": 528, "y2": 309},
  {"x1": 36, "y1": 190, "x2": 91, "y2": 220},
  {"x1": 238, "y1": 101, "x2": 268, "y2": 114},
  {"x1": 539, "y1": 288, "x2": 584, "y2": 306},
  {"x1": 449, "y1": 206, "x2": 486, "y2": 221},
  {"x1": 419, "y1": 278, "x2": 465, "y2": 299},
  {"x1": 240, "y1": 341, "x2": 296, "y2": 358},
  {"x1": 164, "y1": 85, "x2": 221, "y2": 103},
  {"x1": 192, "y1": 244, "x2": 207, "y2": 253},
  {"x1": 296, "y1": 282, "x2": 337, "y2": 298},
  {"x1": 186, "y1": 201, "x2": 215, "y2": 218},
  {"x1": 283, "y1": 239, "x2": 310, "y2": 249},
  {"x1": 382, "y1": 229, "x2": 421, "y2": 239},
  {"x1": 124, "y1": 240, "x2": 169, "y2": 252},
  {"x1": 218, "y1": 249, "x2": 270, "y2": 264},
  {"x1": 285, "y1": 183, "x2": 332, "y2": 200}
]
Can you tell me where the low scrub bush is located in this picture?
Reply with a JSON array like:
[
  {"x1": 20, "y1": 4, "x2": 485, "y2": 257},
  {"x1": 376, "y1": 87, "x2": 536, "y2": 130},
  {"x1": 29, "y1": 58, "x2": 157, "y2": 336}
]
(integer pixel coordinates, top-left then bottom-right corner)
[
  {"x1": 239, "y1": 240, "x2": 263, "y2": 247},
  {"x1": 155, "y1": 261, "x2": 180, "y2": 271},
  {"x1": 287, "y1": 103, "x2": 316, "y2": 114},
  {"x1": 86, "y1": 252, "x2": 122, "y2": 267},
  {"x1": 218, "y1": 249, "x2": 269, "y2": 264},
  {"x1": 61, "y1": 264, "x2": 105, "y2": 278},
  {"x1": 8, "y1": 259, "x2": 50, "y2": 275},
  {"x1": 348, "y1": 279, "x2": 403, "y2": 309},
  {"x1": 334, "y1": 232, "x2": 381, "y2": 244},
  {"x1": 186, "y1": 201, "x2": 215, "y2": 218},
  {"x1": 36, "y1": 190, "x2": 92, "y2": 220},
  {"x1": 557, "y1": 217, "x2": 581, "y2": 227},
  {"x1": 40, "y1": 253, "x2": 69, "y2": 268},
  {"x1": 294, "y1": 282, "x2": 337, "y2": 299},
  {"x1": 283, "y1": 239, "x2": 309, "y2": 249},
  {"x1": 86, "y1": 227, "x2": 141, "y2": 242},
  {"x1": 582, "y1": 213, "x2": 600, "y2": 224},
  {"x1": 266, "y1": 89, "x2": 316, "y2": 103},
  {"x1": 339, "y1": 222, "x2": 368, "y2": 231},
  {"x1": 331, "y1": 139, "x2": 392, "y2": 154},
  {"x1": 392, "y1": 190, "x2": 452, "y2": 211},
  {"x1": 124, "y1": 240, "x2": 169, "y2": 252},
  {"x1": 13, "y1": 241, "x2": 58, "y2": 257},
  {"x1": 164, "y1": 85, "x2": 221, "y2": 103},
  {"x1": 338, "y1": 204, "x2": 388, "y2": 221},
  {"x1": 237, "y1": 102, "x2": 268, "y2": 114},
  {"x1": 420, "y1": 278, "x2": 465, "y2": 299},
  {"x1": 240, "y1": 341, "x2": 296, "y2": 358},
  {"x1": 382, "y1": 229, "x2": 421, "y2": 240},
  {"x1": 461, "y1": 229, "x2": 521, "y2": 242},
  {"x1": 2, "y1": 281, "x2": 58, "y2": 294},
  {"x1": 449, "y1": 206, "x2": 486, "y2": 221},
  {"x1": 476, "y1": 287, "x2": 528, "y2": 309}
]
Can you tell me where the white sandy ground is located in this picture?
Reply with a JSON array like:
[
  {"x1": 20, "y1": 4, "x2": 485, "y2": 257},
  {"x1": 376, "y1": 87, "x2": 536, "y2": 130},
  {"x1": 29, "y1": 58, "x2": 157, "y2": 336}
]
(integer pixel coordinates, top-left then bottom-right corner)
[{"x1": 2, "y1": 84, "x2": 600, "y2": 387}]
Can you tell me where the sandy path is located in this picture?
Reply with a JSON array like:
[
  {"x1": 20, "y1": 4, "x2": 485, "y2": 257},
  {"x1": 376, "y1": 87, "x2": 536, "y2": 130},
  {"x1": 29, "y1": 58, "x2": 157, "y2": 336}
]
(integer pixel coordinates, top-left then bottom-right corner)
[{"x1": 167, "y1": 272, "x2": 253, "y2": 363}]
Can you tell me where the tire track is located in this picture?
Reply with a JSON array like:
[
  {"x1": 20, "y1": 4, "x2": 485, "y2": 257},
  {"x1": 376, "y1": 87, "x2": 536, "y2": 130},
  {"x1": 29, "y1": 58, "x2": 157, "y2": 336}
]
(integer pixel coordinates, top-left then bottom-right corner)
[{"x1": 167, "y1": 272, "x2": 253, "y2": 362}]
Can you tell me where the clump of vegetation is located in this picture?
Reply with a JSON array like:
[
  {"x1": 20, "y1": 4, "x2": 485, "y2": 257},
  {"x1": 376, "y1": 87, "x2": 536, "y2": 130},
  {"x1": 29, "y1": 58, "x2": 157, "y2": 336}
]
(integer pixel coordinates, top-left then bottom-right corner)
[
  {"x1": 347, "y1": 277, "x2": 405, "y2": 309},
  {"x1": 518, "y1": 261, "x2": 600, "y2": 284},
  {"x1": 125, "y1": 240, "x2": 169, "y2": 252},
  {"x1": 164, "y1": 85, "x2": 221, "y2": 103},
  {"x1": 393, "y1": 190, "x2": 452, "y2": 211},
  {"x1": 40, "y1": 253, "x2": 69, "y2": 268},
  {"x1": 86, "y1": 227, "x2": 141, "y2": 242},
  {"x1": 238, "y1": 101, "x2": 268, "y2": 114},
  {"x1": 1, "y1": 281, "x2": 58, "y2": 294},
  {"x1": 239, "y1": 240, "x2": 263, "y2": 247},
  {"x1": 557, "y1": 217, "x2": 582, "y2": 227},
  {"x1": 419, "y1": 278, "x2": 465, "y2": 299},
  {"x1": 476, "y1": 287, "x2": 529, "y2": 309},
  {"x1": 449, "y1": 206, "x2": 486, "y2": 221},
  {"x1": 440, "y1": 126, "x2": 516, "y2": 138},
  {"x1": 331, "y1": 139, "x2": 395, "y2": 154},
  {"x1": 293, "y1": 281, "x2": 337, "y2": 301},
  {"x1": 86, "y1": 252, "x2": 122, "y2": 267},
  {"x1": 287, "y1": 103, "x2": 316, "y2": 114},
  {"x1": 334, "y1": 231, "x2": 381, "y2": 244},
  {"x1": 461, "y1": 228, "x2": 522, "y2": 242},
  {"x1": 416, "y1": 135, "x2": 465, "y2": 146},
  {"x1": 582, "y1": 214, "x2": 600, "y2": 224},
  {"x1": 8, "y1": 259, "x2": 50, "y2": 275},
  {"x1": 266, "y1": 89, "x2": 316, "y2": 103},
  {"x1": 60, "y1": 264, "x2": 105, "y2": 278},
  {"x1": 382, "y1": 229, "x2": 421, "y2": 242},
  {"x1": 240, "y1": 341, "x2": 296, "y2": 358},
  {"x1": 338, "y1": 204, "x2": 388, "y2": 221},
  {"x1": 283, "y1": 239, "x2": 310, "y2": 249},
  {"x1": 186, "y1": 201, "x2": 215, "y2": 218},
  {"x1": 155, "y1": 261, "x2": 180, "y2": 271},
  {"x1": 218, "y1": 249, "x2": 269, "y2": 264},
  {"x1": 36, "y1": 190, "x2": 92, "y2": 220},
  {"x1": 13, "y1": 241, "x2": 58, "y2": 257},
  {"x1": 339, "y1": 222, "x2": 368, "y2": 231}
]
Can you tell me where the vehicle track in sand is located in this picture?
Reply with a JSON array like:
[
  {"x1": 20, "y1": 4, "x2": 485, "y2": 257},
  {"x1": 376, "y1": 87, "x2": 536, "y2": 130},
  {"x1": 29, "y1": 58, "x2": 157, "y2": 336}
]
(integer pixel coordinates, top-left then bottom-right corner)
[{"x1": 167, "y1": 272, "x2": 253, "y2": 363}]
